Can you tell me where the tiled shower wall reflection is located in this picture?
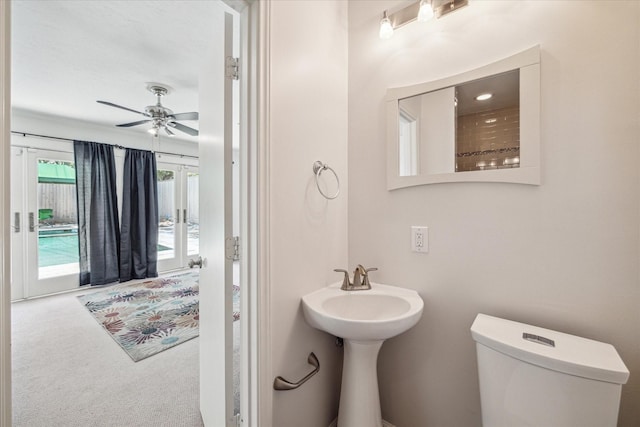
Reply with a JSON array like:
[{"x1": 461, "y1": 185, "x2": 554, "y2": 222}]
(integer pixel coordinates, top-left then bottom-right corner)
[{"x1": 456, "y1": 106, "x2": 520, "y2": 172}]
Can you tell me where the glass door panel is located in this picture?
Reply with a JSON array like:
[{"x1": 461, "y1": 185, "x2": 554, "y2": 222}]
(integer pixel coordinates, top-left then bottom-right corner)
[
  {"x1": 36, "y1": 158, "x2": 79, "y2": 280},
  {"x1": 186, "y1": 170, "x2": 199, "y2": 256},
  {"x1": 156, "y1": 163, "x2": 199, "y2": 272},
  {"x1": 157, "y1": 165, "x2": 181, "y2": 271},
  {"x1": 11, "y1": 149, "x2": 81, "y2": 298}
]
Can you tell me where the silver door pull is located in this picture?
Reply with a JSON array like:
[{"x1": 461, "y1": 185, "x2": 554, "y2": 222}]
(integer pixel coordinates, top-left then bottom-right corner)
[
  {"x1": 273, "y1": 352, "x2": 320, "y2": 391},
  {"x1": 28, "y1": 212, "x2": 36, "y2": 232},
  {"x1": 12, "y1": 212, "x2": 20, "y2": 232},
  {"x1": 188, "y1": 256, "x2": 203, "y2": 269}
]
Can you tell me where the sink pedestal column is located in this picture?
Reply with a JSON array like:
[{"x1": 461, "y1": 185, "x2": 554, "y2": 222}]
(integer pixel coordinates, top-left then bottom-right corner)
[{"x1": 338, "y1": 339, "x2": 384, "y2": 427}]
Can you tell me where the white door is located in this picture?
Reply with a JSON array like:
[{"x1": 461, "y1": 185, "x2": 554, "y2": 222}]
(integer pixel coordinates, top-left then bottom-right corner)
[
  {"x1": 199, "y1": 7, "x2": 236, "y2": 426},
  {"x1": 11, "y1": 147, "x2": 80, "y2": 299},
  {"x1": 156, "y1": 163, "x2": 200, "y2": 271},
  {"x1": 10, "y1": 147, "x2": 26, "y2": 300}
]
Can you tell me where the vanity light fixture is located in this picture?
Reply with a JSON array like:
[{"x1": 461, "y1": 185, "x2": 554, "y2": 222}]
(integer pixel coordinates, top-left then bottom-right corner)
[
  {"x1": 475, "y1": 93, "x2": 493, "y2": 101},
  {"x1": 379, "y1": 10, "x2": 394, "y2": 39},
  {"x1": 417, "y1": 0, "x2": 435, "y2": 22},
  {"x1": 379, "y1": 0, "x2": 469, "y2": 40}
]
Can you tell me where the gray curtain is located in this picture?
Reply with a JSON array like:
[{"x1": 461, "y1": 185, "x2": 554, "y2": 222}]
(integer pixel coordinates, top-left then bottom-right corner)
[
  {"x1": 119, "y1": 148, "x2": 159, "y2": 281},
  {"x1": 74, "y1": 141, "x2": 120, "y2": 286}
]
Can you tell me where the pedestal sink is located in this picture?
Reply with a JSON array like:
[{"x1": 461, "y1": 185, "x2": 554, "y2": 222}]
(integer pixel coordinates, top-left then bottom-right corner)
[{"x1": 302, "y1": 282, "x2": 423, "y2": 427}]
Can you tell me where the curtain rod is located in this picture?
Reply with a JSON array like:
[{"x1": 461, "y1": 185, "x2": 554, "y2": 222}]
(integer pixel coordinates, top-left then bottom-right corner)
[{"x1": 10, "y1": 130, "x2": 199, "y2": 160}]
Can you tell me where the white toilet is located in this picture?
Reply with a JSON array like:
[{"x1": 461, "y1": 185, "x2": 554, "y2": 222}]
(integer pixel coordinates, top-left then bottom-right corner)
[{"x1": 471, "y1": 313, "x2": 629, "y2": 427}]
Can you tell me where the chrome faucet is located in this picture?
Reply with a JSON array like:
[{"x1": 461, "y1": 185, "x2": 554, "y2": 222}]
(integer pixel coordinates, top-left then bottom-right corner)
[{"x1": 334, "y1": 265, "x2": 378, "y2": 291}]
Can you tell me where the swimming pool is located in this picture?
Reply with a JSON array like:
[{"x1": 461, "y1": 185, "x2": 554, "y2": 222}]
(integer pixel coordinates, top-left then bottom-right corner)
[
  {"x1": 38, "y1": 234, "x2": 174, "y2": 268},
  {"x1": 38, "y1": 234, "x2": 79, "y2": 268}
]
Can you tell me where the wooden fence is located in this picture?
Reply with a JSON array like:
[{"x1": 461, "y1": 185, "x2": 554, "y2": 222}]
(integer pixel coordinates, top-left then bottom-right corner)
[
  {"x1": 38, "y1": 175, "x2": 199, "y2": 226},
  {"x1": 157, "y1": 176, "x2": 199, "y2": 223},
  {"x1": 38, "y1": 184, "x2": 77, "y2": 224}
]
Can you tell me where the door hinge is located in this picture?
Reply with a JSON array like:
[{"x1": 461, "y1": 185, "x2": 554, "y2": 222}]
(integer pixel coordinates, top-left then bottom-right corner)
[
  {"x1": 225, "y1": 236, "x2": 240, "y2": 261},
  {"x1": 226, "y1": 56, "x2": 239, "y2": 80}
]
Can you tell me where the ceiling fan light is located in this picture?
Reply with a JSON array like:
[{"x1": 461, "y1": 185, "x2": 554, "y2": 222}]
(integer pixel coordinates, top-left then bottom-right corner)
[{"x1": 98, "y1": 84, "x2": 198, "y2": 137}]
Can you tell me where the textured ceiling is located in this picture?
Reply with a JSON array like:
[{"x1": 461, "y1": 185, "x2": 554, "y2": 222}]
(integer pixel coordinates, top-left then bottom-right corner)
[{"x1": 12, "y1": 0, "x2": 223, "y2": 141}]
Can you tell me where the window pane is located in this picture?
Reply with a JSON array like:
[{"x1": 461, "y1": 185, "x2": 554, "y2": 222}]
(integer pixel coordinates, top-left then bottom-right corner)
[
  {"x1": 157, "y1": 169, "x2": 176, "y2": 260},
  {"x1": 37, "y1": 159, "x2": 79, "y2": 279},
  {"x1": 187, "y1": 172, "x2": 199, "y2": 256}
]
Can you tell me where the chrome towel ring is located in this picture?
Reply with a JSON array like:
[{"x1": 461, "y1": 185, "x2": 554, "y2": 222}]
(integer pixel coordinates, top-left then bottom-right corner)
[{"x1": 313, "y1": 160, "x2": 340, "y2": 200}]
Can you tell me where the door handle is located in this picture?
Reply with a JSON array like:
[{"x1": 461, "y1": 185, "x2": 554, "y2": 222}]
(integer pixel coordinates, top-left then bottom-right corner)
[
  {"x1": 188, "y1": 256, "x2": 203, "y2": 269},
  {"x1": 12, "y1": 212, "x2": 20, "y2": 232},
  {"x1": 28, "y1": 212, "x2": 36, "y2": 232},
  {"x1": 176, "y1": 209, "x2": 180, "y2": 224}
]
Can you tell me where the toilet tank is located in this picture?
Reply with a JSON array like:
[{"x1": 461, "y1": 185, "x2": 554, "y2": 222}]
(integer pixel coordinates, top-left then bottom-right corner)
[{"x1": 470, "y1": 314, "x2": 629, "y2": 427}]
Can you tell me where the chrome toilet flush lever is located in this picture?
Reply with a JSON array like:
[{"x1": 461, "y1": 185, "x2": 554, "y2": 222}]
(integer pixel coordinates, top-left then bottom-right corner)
[{"x1": 334, "y1": 265, "x2": 378, "y2": 291}]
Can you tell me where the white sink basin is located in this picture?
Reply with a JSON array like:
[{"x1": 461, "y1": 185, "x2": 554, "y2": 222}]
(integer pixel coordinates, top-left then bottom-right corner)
[
  {"x1": 302, "y1": 282, "x2": 424, "y2": 341},
  {"x1": 302, "y1": 282, "x2": 424, "y2": 427}
]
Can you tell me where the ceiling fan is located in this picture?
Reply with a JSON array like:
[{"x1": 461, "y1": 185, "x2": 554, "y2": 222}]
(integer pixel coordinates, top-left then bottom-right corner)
[{"x1": 97, "y1": 84, "x2": 199, "y2": 137}]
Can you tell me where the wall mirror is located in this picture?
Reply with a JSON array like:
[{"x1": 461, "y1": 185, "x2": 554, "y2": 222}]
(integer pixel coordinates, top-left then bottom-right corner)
[{"x1": 386, "y1": 46, "x2": 540, "y2": 189}]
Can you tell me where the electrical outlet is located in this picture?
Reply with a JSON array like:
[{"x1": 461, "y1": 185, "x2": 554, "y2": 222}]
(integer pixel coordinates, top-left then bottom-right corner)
[{"x1": 411, "y1": 226, "x2": 428, "y2": 253}]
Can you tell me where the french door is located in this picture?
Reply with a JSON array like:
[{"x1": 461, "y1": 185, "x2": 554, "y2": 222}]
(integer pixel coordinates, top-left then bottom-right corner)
[
  {"x1": 11, "y1": 147, "x2": 79, "y2": 299},
  {"x1": 156, "y1": 162, "x2": 200, "y2": 272}
]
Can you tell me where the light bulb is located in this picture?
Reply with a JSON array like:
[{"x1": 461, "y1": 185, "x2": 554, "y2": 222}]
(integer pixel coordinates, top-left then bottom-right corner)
[
  {"x1": 379, "y1": 11, "x2": 394, "y2": 39},
  {"x1": 417, "y1": 0, "x2": 434, "y2": 22},
  {"x1": 475, "y1": 93, "x2": 493, "y2": 101}
]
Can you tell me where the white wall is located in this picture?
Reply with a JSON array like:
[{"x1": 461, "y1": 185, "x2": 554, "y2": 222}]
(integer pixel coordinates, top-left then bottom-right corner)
[
  {"x1": 348, "y1": 1, "x2": 639, "y2": 426},
  {"x1": 268, "y1": 1, "x2": 348, "y2": 426},
  {"x1": 11, "y1": 108, "x2": 198, "y2": 157}
]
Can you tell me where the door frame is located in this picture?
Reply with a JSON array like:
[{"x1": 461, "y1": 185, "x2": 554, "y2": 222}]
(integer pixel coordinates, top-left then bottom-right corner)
[
  {"x1": 0, "y1": 0, "x2": 12, "y2": 425},
  {"x1": 216, "y1": 1, "x2": 270, "y2": 425},
  {"x1": 0, "y1": 1, "x2": 271, "y2": 427},
  {"x1": 254, "y1": 1, "x2": 272, "y2": 425}
]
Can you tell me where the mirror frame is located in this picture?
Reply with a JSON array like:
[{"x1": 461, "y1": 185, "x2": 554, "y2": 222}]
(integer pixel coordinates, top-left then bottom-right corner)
[{"x1": 386, "y1": 46, "x2": 540, "y2": 189}]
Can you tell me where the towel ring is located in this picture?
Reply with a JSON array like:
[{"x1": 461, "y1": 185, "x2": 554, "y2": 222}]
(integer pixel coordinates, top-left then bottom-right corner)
[{"x1": 313, "y1": 160, "x2": 340, "y2": 200}]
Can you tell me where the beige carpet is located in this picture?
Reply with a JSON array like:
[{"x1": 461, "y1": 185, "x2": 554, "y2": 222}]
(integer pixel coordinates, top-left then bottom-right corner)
[{"x1": 11, "y1": 288, "x2": 204, "y2": 427}]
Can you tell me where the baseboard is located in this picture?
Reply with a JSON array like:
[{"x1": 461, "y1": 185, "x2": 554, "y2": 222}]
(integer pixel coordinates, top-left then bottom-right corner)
[{"x1": 328, "y1": 418, "x2": 396, "y2": 427}]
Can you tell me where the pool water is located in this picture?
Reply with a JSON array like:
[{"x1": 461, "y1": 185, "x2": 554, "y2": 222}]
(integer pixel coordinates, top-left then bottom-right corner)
[
  {"x1": 38, "y1": 234, "x2": 79, "y2": 267},
  {"x1": 38, "y1": 235, "x2": 174, "y2": 268}
]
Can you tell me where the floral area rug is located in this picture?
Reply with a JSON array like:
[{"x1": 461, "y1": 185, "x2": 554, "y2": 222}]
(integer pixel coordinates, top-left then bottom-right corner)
[
  {"x1": 78, "y1": 270, "x2": 241, "y2": 361},
  {"x1": 77, "y1": 271, "x2": 200, "y2": 362}
]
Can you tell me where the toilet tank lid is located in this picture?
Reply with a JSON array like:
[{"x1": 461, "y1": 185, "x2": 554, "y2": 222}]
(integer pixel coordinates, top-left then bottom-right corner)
[{"x1": 470, "y1": 313, "x2": 629, "y2": 385}]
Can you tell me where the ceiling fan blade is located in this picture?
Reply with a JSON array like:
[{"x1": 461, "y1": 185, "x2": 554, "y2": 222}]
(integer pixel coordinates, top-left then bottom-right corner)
[
  {"x1": 164, "y1": 126, "x2": 175, "y2": 137},
  {"x1": 167, "y1": 121, "x2": 199, "y2": 136},
  {"x1": 170, "y1": 112, "x2": 199, "y2": 121},
  {"x1": 116, "y1": 119, "x2": 152, "y2": 128},
  {"x1": 97, "y1": 100, "x2": 149, "y2": 117}
]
